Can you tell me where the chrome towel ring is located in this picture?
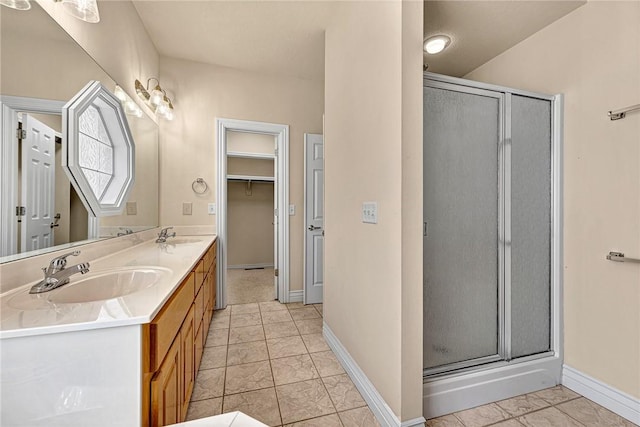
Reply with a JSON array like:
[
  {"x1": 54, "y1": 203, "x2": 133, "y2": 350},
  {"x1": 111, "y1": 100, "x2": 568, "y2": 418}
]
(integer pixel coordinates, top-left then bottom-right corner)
[{"x1": 192, "y1": 178, "x2": 208, "y2": 194}]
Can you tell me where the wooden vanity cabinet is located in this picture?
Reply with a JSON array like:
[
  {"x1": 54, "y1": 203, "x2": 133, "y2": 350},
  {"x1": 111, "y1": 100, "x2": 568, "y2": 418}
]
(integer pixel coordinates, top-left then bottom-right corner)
[
  {"x1": 150, "y1": 332, "x2": 181, "y2": 426},
  {"x1": 143, "y1": 240, "x2": 217, "y2": 427}
]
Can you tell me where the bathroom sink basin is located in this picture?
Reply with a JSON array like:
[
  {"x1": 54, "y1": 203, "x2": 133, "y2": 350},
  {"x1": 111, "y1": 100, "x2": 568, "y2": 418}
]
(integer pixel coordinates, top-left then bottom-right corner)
[
  {"x1": 164, "y1": 238, "x2": 202, "y2": 245},
  {"x1": 46, "y1": 267, "x2": 172, "y2": 304}
]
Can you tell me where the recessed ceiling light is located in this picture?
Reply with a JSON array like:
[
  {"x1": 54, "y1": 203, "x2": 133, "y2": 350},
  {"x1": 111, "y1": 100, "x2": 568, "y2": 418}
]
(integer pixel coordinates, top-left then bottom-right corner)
[{"x1": 424, "y1": 35, "x2": 451, "y2": 55}]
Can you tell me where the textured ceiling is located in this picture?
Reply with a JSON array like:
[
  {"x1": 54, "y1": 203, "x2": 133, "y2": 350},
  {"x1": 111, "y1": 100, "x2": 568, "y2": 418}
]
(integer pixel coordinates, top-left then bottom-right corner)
[
  {"x1": 132, "y1": 1, "x2": 586, "y2": 82},
  {"x1": 424, "y1": 1, "x2": 586, "y2": 77}
]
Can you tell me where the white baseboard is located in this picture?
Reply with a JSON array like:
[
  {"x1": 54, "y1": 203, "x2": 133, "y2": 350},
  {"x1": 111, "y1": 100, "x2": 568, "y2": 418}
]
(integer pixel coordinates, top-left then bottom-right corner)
[
  {"x1": 288, "y1": 290, "x2": 303, "y2": 302},
  {"x1": 227, "y1": 263, "x2": 274, "y2": 270},
  {"x1": 562, "y1": 365, "x2": 640, "y2": 424},
  {"x1": 323, "y1": 323, "x2": 426, "y2": 427}
]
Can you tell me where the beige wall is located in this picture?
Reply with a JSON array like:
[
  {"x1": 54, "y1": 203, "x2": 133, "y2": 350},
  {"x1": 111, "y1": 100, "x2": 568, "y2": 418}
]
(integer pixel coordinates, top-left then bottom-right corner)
[
  {"x1": 159, "y1": 56, "x2": 324, "y2": 292},
  {"x1": 227, "y1": 131, "x2": 275, "y2": 155},
  {"x1": 400, "y1": 0, "x2": 425, "y2": 420},
  {"x1": 324, "y1": 0, "x2": 423, "y2": 421},
  {"x1": 35, "y1": 0, "x2": 159, "y2": 118},
  {"x1": 228, "y1": 182, "x2": 274, "y2": 267},
  {"x1": 466, "y1": 1, "x2": 640, "y2": 399},
  {"x1": 0, "y1": 11, "x2": 114, "y2": 101},
  {"x1": 100, "y1": 117, "x2": 159, "y2": 231}
]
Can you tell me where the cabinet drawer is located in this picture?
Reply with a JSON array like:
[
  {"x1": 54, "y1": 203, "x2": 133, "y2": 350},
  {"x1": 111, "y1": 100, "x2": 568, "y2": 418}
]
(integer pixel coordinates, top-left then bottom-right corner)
[{"x1": 151, "y1": 272, "x2": 195, "y2": 371}]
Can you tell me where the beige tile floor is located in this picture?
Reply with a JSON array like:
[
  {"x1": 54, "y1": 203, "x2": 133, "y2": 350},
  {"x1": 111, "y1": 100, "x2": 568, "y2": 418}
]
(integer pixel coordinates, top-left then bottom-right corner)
[
  {"x1": 227, "y1": 268, "x2": 276, "y2": 305},
  {"x1": 192, "y1": 274, "x2": 636, "y2": 427},
  {"x1": 426, "y1": 385, "x2": 638, "y2": 427},
  {"x1": 186, "y1": 301, "x2": 381, "y2": 426}
]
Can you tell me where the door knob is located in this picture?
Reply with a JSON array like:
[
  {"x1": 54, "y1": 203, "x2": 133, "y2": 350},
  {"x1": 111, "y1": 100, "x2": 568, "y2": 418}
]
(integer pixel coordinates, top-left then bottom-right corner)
[{"x1": 308, "y1": 225, "x2": 322, "y2": 231}]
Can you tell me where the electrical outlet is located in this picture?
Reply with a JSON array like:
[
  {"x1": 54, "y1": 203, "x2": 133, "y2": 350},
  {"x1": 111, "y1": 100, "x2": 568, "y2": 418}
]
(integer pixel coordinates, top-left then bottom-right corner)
[
  {"x1": 126, "y1": 201, "x2": 137, "y2": 215},
  {"x1": 208, "y1": 203, "x2": 216, "y2": 215},
  {"x1": 362, "y1": 202, "x2": 378, "y2": 224},
  {"x1": 182, "y1": 202, "x2": 192, "y2": 215},
  {"x1": 289, "y1": 204, "x2": 295, "y2": 215}
]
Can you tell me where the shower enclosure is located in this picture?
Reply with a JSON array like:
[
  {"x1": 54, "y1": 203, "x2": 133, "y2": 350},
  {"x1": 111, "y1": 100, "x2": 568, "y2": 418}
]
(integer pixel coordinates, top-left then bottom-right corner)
[{"x1": 422, "y1": 73, "x2": 563, "y2": 418}]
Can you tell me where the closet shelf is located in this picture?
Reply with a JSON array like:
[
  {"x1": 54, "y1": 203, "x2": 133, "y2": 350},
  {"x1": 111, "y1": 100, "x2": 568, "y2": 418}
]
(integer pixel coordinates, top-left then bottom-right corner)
[
  {"x1": 227, "y1": 151, "x2": 275, "y2": 160},
  {"x1": 227, "y1": 174, "x2": 275, "y2": 182}
]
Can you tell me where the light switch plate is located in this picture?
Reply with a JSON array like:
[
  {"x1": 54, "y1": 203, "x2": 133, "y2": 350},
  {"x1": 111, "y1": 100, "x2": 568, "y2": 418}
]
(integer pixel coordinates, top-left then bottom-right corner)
[
  {"x1": 289, "y1": 204, "x2": 295, "y2": 215},
  {"x1": 208, "y1": 203, "x2": 216, "y2": 215},
  {"x1": 362, "y1": 202, "x2": 378, "y2": 224},
  {"x1": 182, "y1": 202, "x2": 193, "y2": 215},
  {"x1": 126, "y1": 201, "x2": 137, "y2": 215}
]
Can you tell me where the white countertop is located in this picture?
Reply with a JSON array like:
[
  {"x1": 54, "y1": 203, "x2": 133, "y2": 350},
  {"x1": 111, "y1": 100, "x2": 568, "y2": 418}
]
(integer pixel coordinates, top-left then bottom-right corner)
[{"x1": 0, "y1": 235, "x2": 216, "y2": 339}]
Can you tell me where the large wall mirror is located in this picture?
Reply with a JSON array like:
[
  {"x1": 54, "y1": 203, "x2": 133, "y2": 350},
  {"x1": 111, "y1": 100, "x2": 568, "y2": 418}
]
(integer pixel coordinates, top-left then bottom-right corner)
[{"x1": 0, "y1": 1, "x2": 159, "y2": 263}]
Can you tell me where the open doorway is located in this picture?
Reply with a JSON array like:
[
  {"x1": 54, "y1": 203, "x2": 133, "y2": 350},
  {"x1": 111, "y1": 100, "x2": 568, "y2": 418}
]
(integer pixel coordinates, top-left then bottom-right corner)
[
  {"x1": 216, "y1": 118, "x2": 290, "y2": 309},
  {"x1": 226, "y1": 131, "x2": 276, "y2": 304}
]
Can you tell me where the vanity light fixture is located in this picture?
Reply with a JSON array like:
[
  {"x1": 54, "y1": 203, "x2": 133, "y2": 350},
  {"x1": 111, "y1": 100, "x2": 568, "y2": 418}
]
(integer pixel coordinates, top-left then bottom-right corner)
[
  {"x1": 0, "y1": 0, "x2": 31, "y2": 10},
  {"x1": 58, "y1": 0, "x2": 100, "y2": 23},
  {"x1": 135, "y1": 78, "x2": 175, "y2": 121},
  {"x1": 115, "y1": 85, "x2": 143, "y2": 118},
  {"x1": 424, "y1": 35, "x2": 451, "y2": 54}
]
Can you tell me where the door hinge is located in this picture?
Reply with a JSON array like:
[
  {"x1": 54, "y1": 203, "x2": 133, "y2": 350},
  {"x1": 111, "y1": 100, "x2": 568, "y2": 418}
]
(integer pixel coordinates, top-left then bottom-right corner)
[
  {"x1": 16, "y1": 129, "x2": 27, "y2": 140},
  {"x1": 274, "y1": 269, "x2": 279, "y2": 277},
  {"x1": 16, "y1": 206, "x2": 26, "y2": 216},
  {"x1": 274, "y1": 148, "x2": 278, "y2": 157},
  {"x1": 423, "y1": 221, "x2": 428, "y2": 237},
  {"x1": 274, "y1": 208, "x2": 278, "y2": 217}
]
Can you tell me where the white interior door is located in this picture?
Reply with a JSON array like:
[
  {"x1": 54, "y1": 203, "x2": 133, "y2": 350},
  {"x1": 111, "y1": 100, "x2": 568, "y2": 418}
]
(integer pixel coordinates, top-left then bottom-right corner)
[
  {"x1": 21, "y1": 114, "x2": 56, "y2": 252},
  {"x1": 304, "y1": 133, "x2": 324, "y2": 304}
]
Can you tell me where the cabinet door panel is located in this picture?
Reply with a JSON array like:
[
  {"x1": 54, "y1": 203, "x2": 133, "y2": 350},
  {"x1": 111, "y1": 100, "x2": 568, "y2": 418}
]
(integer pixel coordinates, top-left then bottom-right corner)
[{"x1": 151, "y1": 337, "x2": 181, "y2": 427}]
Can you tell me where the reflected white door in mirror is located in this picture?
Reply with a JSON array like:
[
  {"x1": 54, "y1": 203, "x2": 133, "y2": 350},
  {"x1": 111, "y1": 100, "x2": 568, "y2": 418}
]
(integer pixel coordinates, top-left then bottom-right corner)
[
  {"x1": 19, "y1": 114, "x2": 57, "y2": 252},
  {"x1": 0, "y1": 96, "x2": 91, "y2": 259}
]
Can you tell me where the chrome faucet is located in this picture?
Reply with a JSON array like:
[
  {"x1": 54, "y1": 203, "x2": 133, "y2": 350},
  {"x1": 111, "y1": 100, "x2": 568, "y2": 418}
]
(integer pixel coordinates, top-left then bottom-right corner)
[
  {"x1": 29, "y1": 251, "x2": 90, "y2": 294},
  {"x1": 156, "y1": 227, "x2": 176, "y2": 243},
  {"x1": 117, "y1": 227, "x2": 133, "y2": 236}
]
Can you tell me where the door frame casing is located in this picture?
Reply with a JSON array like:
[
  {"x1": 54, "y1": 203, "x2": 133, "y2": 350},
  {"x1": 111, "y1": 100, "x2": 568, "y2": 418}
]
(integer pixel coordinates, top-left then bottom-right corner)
[
  {"x1": 422, "y1": 72, "x2": 564, "y2": 417},
  {"x1": 0, "y1": 96, "x2": 98, "y2": 258},
  {"x1": 215, "y1": 118, "x2": 290, "y2": 308}
]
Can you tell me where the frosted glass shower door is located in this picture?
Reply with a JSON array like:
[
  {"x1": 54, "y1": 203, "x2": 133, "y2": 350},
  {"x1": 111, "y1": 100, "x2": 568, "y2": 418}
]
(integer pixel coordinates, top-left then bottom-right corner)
[{"x1": 423, "y1": 84, "x2": 504, "y2": 372}]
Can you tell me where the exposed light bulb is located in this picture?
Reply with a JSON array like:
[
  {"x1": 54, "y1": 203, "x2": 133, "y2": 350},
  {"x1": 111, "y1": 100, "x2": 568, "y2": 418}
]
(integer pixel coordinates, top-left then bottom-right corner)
[
  {"x1": 61, "y1": 0, "x2": 100, "y2": 23},
  {"x1": 163, "y1": 108, "x2": 174, "y2": 121},
  {"x1": 424, "y1": 35, "x2": 451, "y2": 55},
  {"x1": 156, "y1": 102, "x2": 168, "y2": 117},
  {"x1": 0, "y1": 0, "x2": 31, "y2": 10},
  {"x1": 124, "y1": 100, "x2": 138, "y2": 115},
  {"x1": 149, "y1": 86, "x2": 164, "y2": 107},
  {"x1": 114, "y1": 85, "x2": 128, "y2": 103}
]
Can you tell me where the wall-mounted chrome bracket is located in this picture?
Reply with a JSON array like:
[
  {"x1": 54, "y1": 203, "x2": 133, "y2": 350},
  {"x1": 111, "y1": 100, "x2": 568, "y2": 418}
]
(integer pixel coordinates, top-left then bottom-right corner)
[
  {"x1": 608, "y1": 104, "x2": 640, "y2": 121},
  {"x1": 606, "y1": 251, "x2": 640, "y2": 264}
]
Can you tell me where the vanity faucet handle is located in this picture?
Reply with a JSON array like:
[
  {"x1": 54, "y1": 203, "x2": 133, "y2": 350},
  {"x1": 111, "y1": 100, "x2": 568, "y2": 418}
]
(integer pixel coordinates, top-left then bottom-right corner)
[{"x1": 48, "y1": 250, "x2": 81, "y2": 271}]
